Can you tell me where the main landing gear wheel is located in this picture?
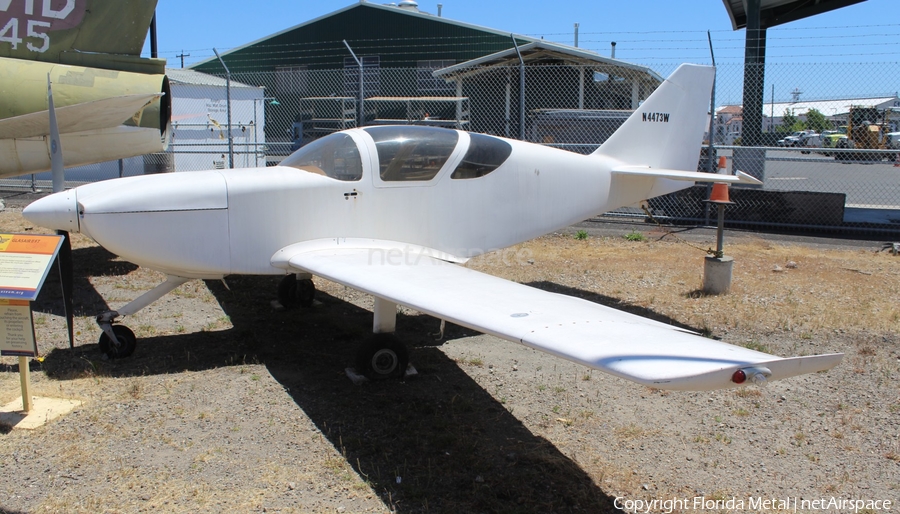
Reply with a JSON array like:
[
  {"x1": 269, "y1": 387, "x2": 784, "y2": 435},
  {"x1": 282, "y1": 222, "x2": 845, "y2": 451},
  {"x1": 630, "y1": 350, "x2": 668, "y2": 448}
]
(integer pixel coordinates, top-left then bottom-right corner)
[
  {"x1": 98, "y1": 325, "x2": 137, "y2": 359},
  {"x1": 278, "y1": 276, "x2": 316, "y2": 308},
  {"x1": 355, "y1": 333, "x2": 409, "y2": 381}
]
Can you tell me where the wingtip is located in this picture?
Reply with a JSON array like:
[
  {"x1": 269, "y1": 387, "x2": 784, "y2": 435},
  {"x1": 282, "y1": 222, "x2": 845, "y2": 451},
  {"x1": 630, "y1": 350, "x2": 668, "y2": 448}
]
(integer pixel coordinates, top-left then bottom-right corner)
[{"x1": 735, "y1": 170, "x2": 763, "y2": 186}]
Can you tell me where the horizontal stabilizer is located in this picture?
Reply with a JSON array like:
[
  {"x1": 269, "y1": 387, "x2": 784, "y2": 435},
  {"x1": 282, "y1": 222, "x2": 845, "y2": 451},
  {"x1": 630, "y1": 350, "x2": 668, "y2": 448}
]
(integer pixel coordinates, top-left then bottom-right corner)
[
  {"x1": 612, "y1": 166, "x2": 763, "y2": 186},
  {"x1": 0, "y1": 93, "x2": 162, "y2": 140}
]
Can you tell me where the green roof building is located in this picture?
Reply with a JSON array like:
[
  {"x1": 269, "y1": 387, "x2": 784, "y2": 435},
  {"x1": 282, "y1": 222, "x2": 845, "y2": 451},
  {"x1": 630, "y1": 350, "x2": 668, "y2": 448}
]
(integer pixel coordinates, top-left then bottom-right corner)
[{"x1": 191, "y1": 1, "x2": 663, "y2": 151}]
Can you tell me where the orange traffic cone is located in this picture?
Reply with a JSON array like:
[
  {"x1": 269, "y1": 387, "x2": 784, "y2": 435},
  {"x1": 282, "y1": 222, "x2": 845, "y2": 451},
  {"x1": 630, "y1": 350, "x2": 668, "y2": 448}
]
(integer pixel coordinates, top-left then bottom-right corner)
[
  {"x1": 707, "y1": 156, "x2": 734, "y2": 204},
  {"x1": 709, "y1": 182, "x2": 732, "y2": 203}
]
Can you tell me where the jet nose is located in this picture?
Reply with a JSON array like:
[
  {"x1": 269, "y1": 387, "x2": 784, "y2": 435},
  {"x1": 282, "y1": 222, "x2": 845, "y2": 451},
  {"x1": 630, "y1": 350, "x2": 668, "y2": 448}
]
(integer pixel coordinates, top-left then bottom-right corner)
[{"x1": 23, "y1": 190, "x2": 79, "y2": 233}]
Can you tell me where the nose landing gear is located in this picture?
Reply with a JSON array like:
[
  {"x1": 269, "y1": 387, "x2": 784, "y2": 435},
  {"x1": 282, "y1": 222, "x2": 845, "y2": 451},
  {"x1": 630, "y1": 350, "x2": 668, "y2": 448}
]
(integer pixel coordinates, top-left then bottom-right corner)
[{"x1": 95, "y1": 275, "x2": 191, "y2": 359}]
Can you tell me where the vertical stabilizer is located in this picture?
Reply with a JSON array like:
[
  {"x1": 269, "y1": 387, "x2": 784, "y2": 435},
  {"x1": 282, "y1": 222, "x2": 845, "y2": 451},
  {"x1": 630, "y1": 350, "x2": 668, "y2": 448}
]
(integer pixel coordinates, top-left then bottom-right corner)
[{"x1": 593, "y1": 64, "x2": 715, "y2": 172}]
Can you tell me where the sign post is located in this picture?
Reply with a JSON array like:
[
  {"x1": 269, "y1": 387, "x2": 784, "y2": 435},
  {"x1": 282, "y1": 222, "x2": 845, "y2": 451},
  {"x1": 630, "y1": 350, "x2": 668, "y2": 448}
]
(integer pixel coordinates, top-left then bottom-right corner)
[
  {"x1": 19, "y1": 356, "x2": 31, "y2": 412},
  {"x1": 0, "y1": 233, "x2": 63, "y2": 414}
]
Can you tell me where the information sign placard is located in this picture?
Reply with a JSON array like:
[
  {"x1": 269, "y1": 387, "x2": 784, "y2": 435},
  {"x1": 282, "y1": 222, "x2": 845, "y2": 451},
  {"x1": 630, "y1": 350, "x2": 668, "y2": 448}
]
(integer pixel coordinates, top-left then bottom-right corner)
[
  {"x1": 0, "y1": 233, "x2": 63, "y2": 301},
  {"x1": 0, "y1": 300, "x2": 37, "y2": 357}
]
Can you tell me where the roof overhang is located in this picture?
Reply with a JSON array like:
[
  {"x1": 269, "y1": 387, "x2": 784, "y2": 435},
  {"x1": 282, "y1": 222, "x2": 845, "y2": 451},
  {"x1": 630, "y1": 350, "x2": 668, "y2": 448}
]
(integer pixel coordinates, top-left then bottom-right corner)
[
  {"x1": 721, "y1": 0, "x2": 867, "y2": 30},
  {"x1": 432, "y1": 41, "x2": 664, "y2": 84}
]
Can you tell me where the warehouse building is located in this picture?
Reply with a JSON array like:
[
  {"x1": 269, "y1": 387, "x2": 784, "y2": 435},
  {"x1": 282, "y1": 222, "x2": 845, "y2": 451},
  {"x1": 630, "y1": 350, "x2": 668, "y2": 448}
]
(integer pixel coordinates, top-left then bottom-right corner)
[{"x1": 191, "y1": 1, "x2": 662, "y2": 152}]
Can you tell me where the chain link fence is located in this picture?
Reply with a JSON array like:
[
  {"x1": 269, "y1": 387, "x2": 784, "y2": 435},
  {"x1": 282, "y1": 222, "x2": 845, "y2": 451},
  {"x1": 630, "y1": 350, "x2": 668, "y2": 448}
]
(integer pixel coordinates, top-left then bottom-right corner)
[{"x1": 6, "y1": 41, "x2": 899, "y2": 236}]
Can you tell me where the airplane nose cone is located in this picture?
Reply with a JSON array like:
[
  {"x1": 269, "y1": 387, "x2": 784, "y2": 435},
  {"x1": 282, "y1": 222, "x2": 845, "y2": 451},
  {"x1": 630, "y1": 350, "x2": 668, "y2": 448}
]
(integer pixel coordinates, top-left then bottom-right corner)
[{"x1": 23, "y1": 190, "x2": 79, "y2": 233}]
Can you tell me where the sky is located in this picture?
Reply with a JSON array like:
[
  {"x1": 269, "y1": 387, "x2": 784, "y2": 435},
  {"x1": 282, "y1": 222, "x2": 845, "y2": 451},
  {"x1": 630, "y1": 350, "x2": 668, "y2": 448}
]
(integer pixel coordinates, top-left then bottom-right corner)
[{"x1": 144, "y1": 0, "x2": 899, "y2": 103}]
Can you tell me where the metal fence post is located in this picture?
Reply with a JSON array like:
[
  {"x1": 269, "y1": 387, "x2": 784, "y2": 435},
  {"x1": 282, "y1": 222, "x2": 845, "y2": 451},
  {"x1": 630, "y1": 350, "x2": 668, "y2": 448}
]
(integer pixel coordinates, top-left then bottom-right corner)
[
  {"x1": 511, "y1": 35, "x2": 525, "y2": 140},
  {"x1": 213, "y1": 48, "x2": 234, "y2": 169},
  {"x1": 343, "y1": 40, "x2": 365, "y2": 127}
]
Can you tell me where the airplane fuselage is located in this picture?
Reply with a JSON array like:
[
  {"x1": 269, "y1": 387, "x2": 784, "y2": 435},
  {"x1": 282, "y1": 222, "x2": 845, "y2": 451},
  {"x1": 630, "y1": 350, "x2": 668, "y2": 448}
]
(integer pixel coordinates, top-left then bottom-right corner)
[
  {"x1": 34, "y1": 127, "x2": 670, "y2": 279},
  {"x1": 20, "y1": 65, "x2": 843, "y2": 388}
]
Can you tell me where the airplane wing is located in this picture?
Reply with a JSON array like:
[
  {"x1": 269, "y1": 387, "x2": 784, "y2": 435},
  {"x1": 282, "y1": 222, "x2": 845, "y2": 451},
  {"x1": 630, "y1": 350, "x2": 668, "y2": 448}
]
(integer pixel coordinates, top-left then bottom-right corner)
[
  {"x1": 612, "y1": 166, "x2": 763, "y2": 186},
  {"x1": 0, "y1": 93, "x2": 163, "y2": 139},
  {"x1": 272, "y1": 239, "x2": 842, "y2": 391}
]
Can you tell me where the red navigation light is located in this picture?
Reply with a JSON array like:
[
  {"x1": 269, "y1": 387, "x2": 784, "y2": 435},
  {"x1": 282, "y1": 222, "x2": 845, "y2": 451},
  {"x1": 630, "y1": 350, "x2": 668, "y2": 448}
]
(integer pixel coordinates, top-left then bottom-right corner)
[{"x1": 731, "y1": 369, "x2": 747, "y2": 384}]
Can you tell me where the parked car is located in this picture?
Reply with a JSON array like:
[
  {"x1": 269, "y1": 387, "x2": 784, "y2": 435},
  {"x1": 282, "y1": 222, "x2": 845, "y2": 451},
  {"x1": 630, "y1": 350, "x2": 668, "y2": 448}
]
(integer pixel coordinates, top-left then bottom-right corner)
[
  {"x1": 778, "y1": 130, "x2": 819, "y2": 150},
  {"x1": 798, "y1": 132, "x2": 821, "y2": 154},
  {"x1": 777, "y1": 131, "x2": 803, "y2": 147},
  {"x1": 820, "y1": 128, "x2": 848, "y2": 156}
]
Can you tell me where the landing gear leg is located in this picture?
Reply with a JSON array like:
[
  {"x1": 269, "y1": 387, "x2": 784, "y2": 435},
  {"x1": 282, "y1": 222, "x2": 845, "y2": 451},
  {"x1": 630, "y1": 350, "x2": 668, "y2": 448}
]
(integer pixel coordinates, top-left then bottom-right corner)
[{"x1": 96, "y1": 275, "x2": 190, "y2": 359}]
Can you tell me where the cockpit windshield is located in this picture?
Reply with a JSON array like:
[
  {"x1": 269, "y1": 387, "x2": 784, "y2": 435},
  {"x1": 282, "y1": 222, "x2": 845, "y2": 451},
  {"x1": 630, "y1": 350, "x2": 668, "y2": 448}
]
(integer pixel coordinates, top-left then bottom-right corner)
[
  {"x1": 450, "y1": 133, "x2": 512, "y2": 179},
  {"x1": 363, "y1": 126, "x2": 459, "y2": 182},
  {"x1": 281, "y1": 132, "x2": 362, "y2": 181}
]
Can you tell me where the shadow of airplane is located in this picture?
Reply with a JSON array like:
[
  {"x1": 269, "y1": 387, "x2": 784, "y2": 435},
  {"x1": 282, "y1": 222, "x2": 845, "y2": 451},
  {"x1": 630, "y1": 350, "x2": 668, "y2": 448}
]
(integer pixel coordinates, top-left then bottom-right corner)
[
  {"x1": 40, "y1": 274, "x2": 626, "y2": 512},
  {"x1": 32, "y1": 246, "x2": 137, "y2": 318}
]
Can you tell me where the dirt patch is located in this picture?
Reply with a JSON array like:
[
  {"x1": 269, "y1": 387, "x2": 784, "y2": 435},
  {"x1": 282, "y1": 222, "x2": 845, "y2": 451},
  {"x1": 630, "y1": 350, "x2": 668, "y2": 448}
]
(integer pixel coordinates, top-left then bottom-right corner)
[{"x1": 1, "y1": 205, "x2": 898, "y2": 513}]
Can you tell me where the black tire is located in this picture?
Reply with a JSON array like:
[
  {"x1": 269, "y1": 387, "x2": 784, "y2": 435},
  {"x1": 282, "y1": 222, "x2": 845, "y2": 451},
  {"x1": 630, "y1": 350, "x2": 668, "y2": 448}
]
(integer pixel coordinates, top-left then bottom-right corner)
[
  {"x1": 98, "y1": 325, "x2": 137, "y2": 359},
  {"x1": 278, "y1": 276, "x2": 316, "y2": 308},
  {"x1": 355, "y1": 333, "x2": 409, "y2": 381}
]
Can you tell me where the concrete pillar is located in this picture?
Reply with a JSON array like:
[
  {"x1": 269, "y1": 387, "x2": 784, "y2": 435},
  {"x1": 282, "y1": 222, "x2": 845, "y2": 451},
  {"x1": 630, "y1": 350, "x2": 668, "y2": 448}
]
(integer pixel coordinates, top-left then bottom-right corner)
[{"x1": 703, "y1": 256, "x2": 734, "y2": 295}]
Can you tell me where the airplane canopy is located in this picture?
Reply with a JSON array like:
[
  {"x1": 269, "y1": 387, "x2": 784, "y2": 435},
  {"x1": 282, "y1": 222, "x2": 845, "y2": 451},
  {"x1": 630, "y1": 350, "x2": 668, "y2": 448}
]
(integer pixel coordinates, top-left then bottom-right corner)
[
  {"x1": 282, "y1": 126, "x2": 515, "y2": 183},
  {"x1": 281, "y1": 132, "x2": 363, "y2": 181}
]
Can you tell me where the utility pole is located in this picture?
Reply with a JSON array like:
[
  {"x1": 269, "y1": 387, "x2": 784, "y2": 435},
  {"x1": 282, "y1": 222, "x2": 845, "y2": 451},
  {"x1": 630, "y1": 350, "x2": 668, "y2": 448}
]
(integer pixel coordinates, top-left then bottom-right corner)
[{"x1": 177, "y1": 51, "x2": 191, "y2": 68}]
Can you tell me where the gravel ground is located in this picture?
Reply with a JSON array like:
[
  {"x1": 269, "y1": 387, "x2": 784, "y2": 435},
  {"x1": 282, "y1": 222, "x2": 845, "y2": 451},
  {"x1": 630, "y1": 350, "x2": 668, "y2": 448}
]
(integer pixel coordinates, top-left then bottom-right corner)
[{"x1": 0, "y1": 198, "x2": 898, "y2": 513}]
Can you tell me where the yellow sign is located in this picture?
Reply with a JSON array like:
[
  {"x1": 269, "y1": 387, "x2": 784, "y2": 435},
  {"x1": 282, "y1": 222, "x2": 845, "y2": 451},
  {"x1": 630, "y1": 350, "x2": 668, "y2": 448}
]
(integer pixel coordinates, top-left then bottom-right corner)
[
  {"x1": 0, "y1": 233, "x2": 63, "y2": 301},
  {"x1": 0, "y1": 300, "x2": 37, "y2": 357}
]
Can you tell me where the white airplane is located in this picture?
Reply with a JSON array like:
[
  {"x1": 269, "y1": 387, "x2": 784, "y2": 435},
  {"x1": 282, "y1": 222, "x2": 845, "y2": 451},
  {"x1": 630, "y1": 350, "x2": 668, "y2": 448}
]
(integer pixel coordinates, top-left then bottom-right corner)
[{"x1": 24, "y1": 64, "x2": 842, "y2": 390}]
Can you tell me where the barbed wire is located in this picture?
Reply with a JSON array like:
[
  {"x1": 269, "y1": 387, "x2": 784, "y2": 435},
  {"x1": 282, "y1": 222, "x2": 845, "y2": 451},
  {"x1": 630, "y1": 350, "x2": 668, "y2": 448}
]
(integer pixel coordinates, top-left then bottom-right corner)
[
  {"x1": 158, "y1": 31, "x2": 900, "y2": 76},
  {"x1": 536, "y1": 23, "x2": 900, "y2": 36}
]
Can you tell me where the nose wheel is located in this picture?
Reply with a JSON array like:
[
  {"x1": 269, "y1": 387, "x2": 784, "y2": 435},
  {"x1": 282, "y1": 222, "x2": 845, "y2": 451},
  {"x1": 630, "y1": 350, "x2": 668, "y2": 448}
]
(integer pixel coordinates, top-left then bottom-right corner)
[{"x1": 98, "y1": 325, "x2": 137, "y2": 359}]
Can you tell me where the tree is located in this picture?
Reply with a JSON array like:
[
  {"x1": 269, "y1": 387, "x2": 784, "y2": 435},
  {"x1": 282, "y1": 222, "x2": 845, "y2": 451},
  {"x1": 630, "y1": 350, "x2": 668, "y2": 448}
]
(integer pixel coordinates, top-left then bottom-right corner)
[
  {"x1": 805, "y1": 108, "x2": 831, "y2": 133},
  {"x1": 779, "y1": 109, "x2": 799, "y2": 133}
]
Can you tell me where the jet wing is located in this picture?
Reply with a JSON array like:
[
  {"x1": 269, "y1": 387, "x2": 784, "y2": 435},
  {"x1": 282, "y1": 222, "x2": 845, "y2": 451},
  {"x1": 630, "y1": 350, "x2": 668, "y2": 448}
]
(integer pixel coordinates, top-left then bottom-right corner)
[
  {"x1": 0, "y1": 93, "x2": 163, "y2": 139},
  {"x1": 272, "y1": 239, "x2": 842, "y2": 391}
]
